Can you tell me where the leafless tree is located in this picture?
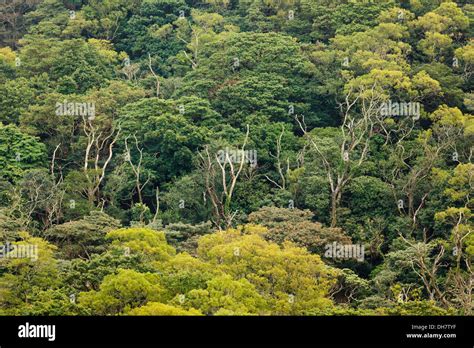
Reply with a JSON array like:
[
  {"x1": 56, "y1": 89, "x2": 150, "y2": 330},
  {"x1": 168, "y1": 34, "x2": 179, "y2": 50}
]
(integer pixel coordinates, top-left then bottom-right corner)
[
  {"x1": 265, "y1": 125, "x2": 289, "y2": 190},
  {"x1": 296, "y1": 84, "x2": 380, "y2": 227},
  {"x1": 198, "y1": 125, "x2": 250, "y2": 229},
  {"x1": 121, "y1": 62, "x2": 139, "y2": 82},
  {"x1": 148, "y1": 53, "x2": 161, "y2": 97},
  {"x1": 82, "y1": 115, "x2": 121, "y2": 205},
  {"x1": 124, "y1": 134, "x2": 150, "y2": 205},
  {"x1": 399, "y1": 235, "x2": 449, "y2": 307}
]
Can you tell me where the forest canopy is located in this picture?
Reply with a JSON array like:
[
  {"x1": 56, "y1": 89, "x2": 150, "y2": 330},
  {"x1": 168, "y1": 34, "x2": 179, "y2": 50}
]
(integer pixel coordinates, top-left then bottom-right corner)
[{"x1": 0, "y1": 0, "x2": 472, "y2": 316}]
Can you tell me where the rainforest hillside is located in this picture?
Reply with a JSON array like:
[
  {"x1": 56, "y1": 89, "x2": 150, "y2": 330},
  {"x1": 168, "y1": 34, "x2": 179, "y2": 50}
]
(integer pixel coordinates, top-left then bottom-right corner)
[{"x1": 0, "y1": 0, "x2": 472, "y2": 316}]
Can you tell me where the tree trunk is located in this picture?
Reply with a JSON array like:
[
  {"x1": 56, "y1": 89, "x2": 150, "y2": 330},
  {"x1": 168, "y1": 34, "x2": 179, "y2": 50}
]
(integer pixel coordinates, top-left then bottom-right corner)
[{"x1": 330, "y1": 189, "x2": 341, "y2": 227}]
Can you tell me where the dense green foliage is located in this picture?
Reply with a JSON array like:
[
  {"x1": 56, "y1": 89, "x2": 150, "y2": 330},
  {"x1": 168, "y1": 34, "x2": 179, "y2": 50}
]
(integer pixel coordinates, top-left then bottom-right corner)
[{"x1": 0, "y1": 0, "x2": 472, "y2": 316}]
